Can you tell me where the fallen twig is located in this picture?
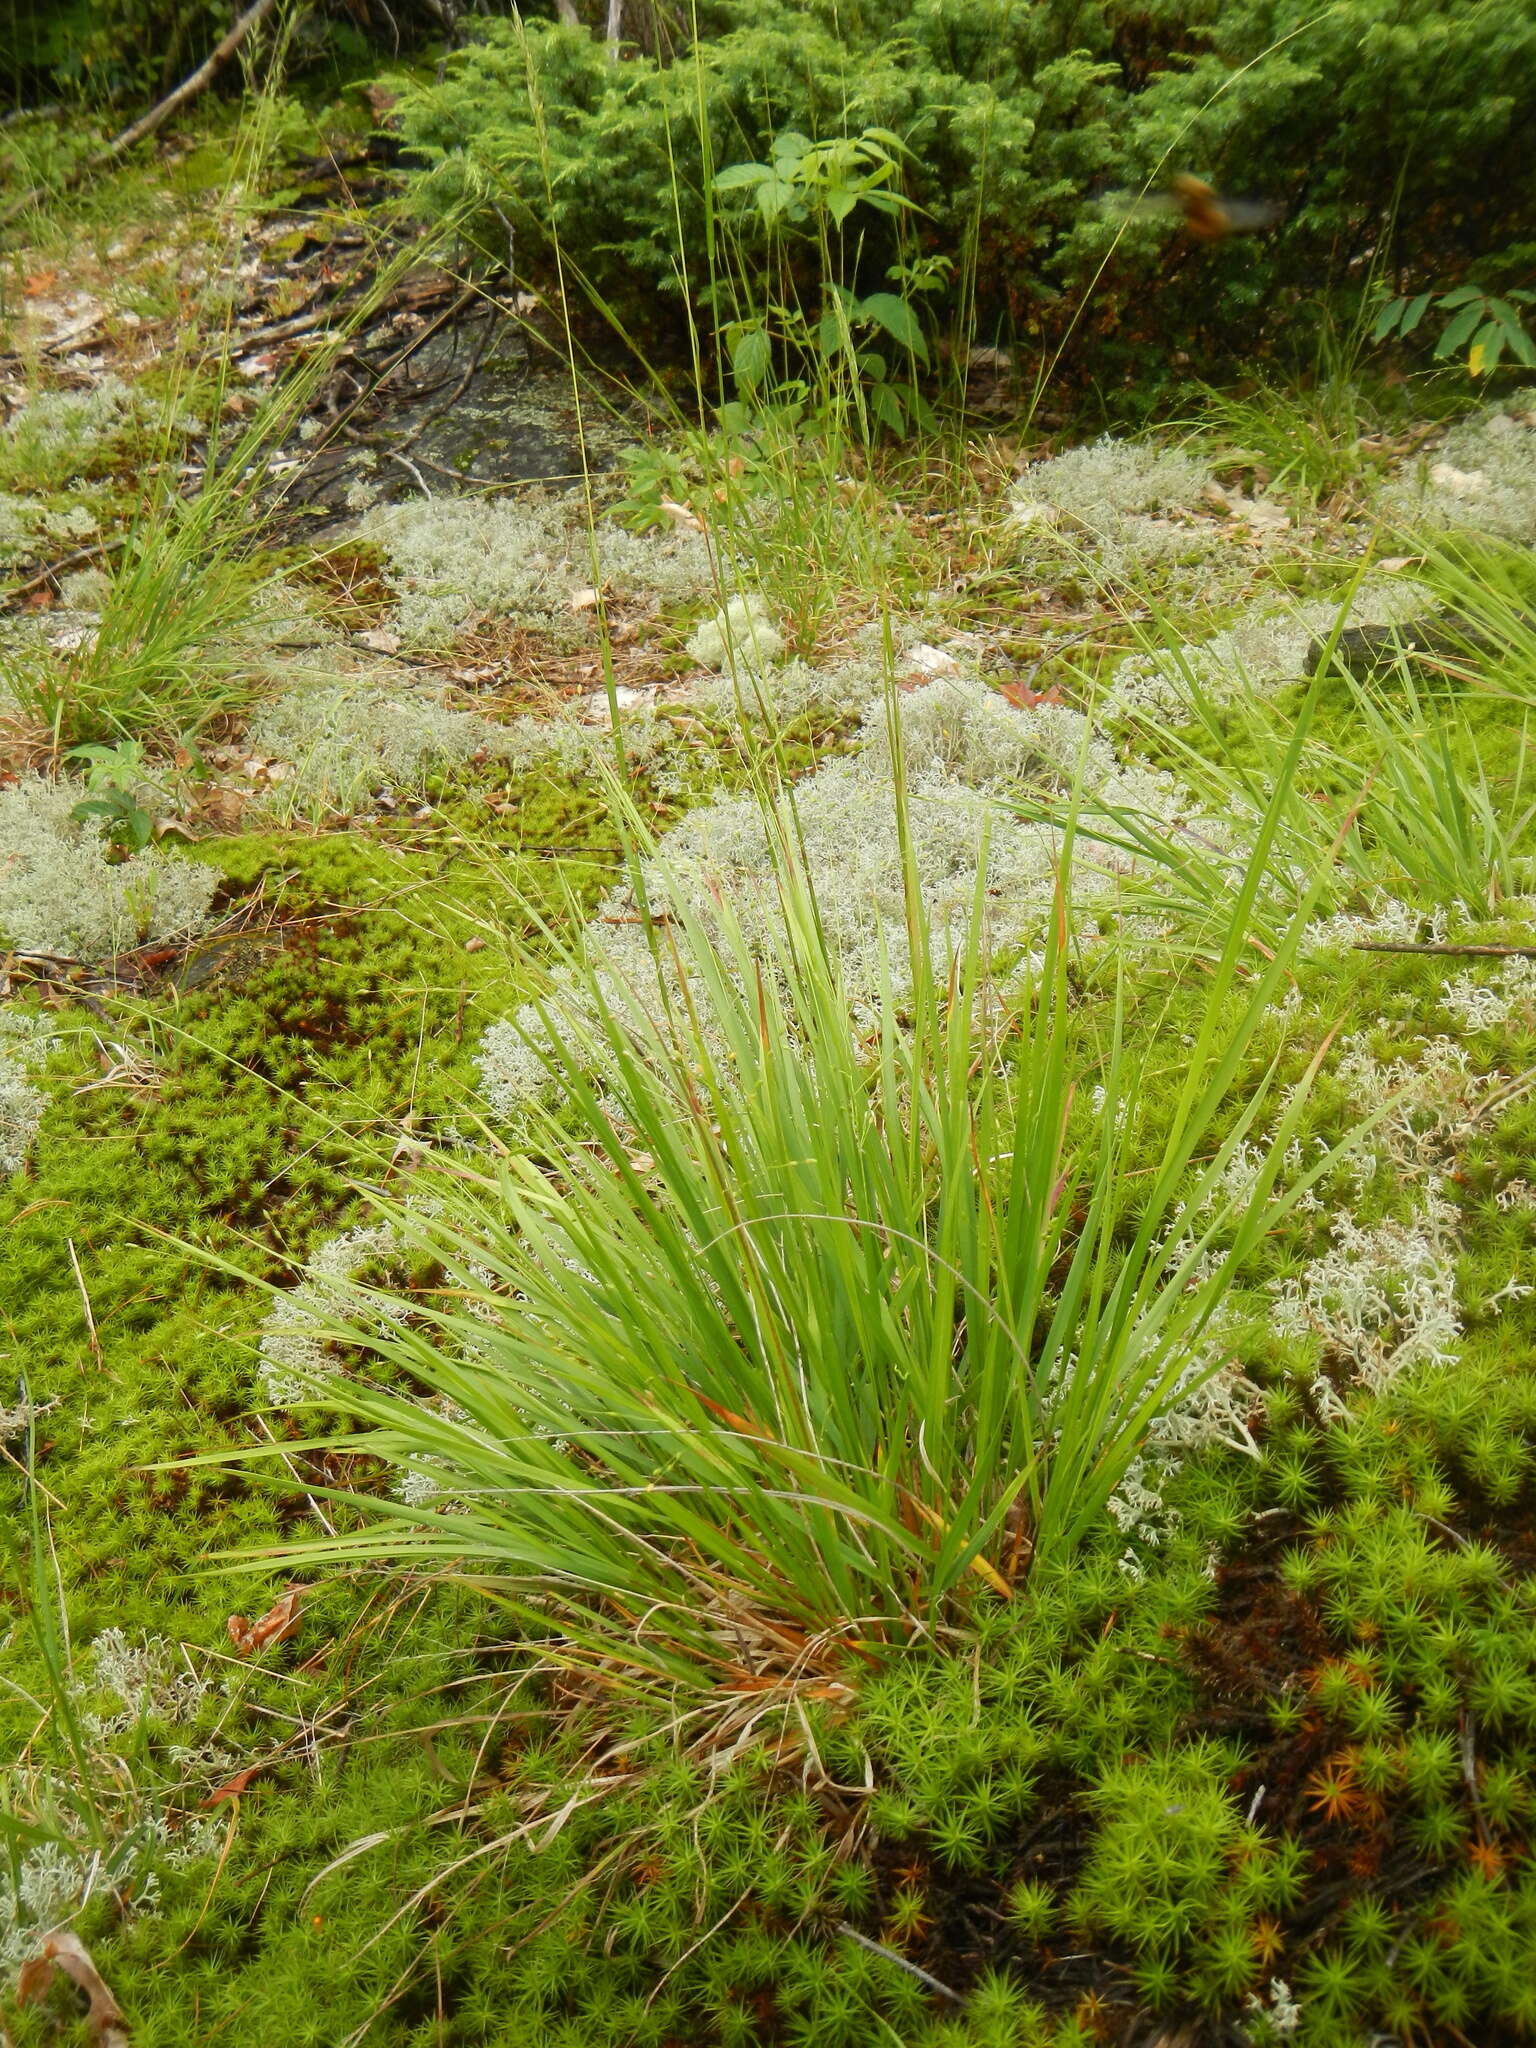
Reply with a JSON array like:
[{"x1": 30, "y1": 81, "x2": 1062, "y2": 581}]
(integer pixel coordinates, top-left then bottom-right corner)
[
  {"x1": 1352, "y1": 942, "x2": 1536, "y2": 959},
  {"x1": 1, "y1": 0, "x2": 282, "y2": 233},
  {"x1": 0, "y1": 533, "x2": 130, "y2": 611},
  {"x1": 835, "y1": 1923, "x2": 964, "y2": 2004}
]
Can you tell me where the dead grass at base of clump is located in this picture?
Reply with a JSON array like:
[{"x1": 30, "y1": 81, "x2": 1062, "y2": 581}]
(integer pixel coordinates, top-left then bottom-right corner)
[
  {"x1": 423, "y1": 608, "x2": 695, "y2": 717},
  {"x1": 289, "y1": 545, "x2": 394, "y2": 636}
]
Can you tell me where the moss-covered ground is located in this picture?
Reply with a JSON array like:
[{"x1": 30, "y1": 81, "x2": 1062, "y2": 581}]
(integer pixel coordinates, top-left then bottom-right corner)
[{"x1": 4, "y1": 105, "x2": 1536, "y2": 2048}]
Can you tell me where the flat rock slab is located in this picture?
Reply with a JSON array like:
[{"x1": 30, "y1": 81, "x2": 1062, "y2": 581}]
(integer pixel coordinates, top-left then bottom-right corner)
[{"x1": 1305, "y1": 608, "x2": 1536, "y2": 682}]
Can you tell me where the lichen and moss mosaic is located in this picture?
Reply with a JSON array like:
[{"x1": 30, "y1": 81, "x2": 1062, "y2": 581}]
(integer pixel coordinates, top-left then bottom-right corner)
[{"x1": 5, "y1": 90, "x2": 1536, "y2": 2048}]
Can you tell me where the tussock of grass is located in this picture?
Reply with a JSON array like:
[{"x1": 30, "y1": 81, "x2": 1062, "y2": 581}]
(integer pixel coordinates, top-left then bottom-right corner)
[{"x1": 8, "y1": 76, "x2": 1536, "y2": 2048}]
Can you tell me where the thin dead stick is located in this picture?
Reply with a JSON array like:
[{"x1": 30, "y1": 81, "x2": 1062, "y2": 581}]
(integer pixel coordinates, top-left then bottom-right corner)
[
  {"x1": 0, "y1": 532, "x2": 130, "y2": 610},
  {"x1": 233, "y1": 277, "x2": 458, "y2": 358},
  {"x1": 66, "y1": 1237, "x2": 102, "y2": 1365},
  {"x1": 0, "y1": 0, "x2": 281, "y2": 232},
  {"x1": 835, "y1": 1923, "x2": 964, "y2": 2003},
  {"x1": 1353, "y1": 942, "x2": 1536, "y2": 959}
]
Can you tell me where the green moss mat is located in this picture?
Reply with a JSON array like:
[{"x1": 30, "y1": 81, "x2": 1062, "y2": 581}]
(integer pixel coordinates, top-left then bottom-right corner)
[
  {"x1": 17, "y1": 1371, "x2": 1536, "y2": 2048},
  {"x1": 1, "y1": 797, "x2": 611, "y2": 1806},
  {"x1": 8, "y1": 831, "x2": 1536, "y2": 2043}
]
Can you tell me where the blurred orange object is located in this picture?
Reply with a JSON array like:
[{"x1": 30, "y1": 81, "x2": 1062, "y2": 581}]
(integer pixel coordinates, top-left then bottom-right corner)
[{"x1": 1101, "y1": 174, "x2": 1285, "y2": 241}]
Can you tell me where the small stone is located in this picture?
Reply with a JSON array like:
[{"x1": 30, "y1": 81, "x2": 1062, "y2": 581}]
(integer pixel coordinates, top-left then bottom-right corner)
[
  {"x1": 904, "y1": 642, "x2": 960, "y2": 677},
  {"x1": 1428, "y1": 461, "x2": 1488, "y2": 499}
]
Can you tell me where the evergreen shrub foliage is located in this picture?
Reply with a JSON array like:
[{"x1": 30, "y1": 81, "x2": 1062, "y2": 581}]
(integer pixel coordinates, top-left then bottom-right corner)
[{"x1": 392, "y1": 0, "x2": 1536, "y2": 377}]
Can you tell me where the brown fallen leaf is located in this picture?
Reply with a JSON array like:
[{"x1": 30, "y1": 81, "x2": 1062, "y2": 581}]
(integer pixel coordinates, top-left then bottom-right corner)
[
  {"x1": 202, "y1": 1763, "x2": 262, "y2": 1807},
  {"x1": 998, "y1": 677, "x2": 1065, "y2": 711},
  {"x1": 16, "y1": 1929, "x2": 128, "y2": 2047},
  {"x1": 227, "y1": 1587, "x2": 303, "y2": 1657}
]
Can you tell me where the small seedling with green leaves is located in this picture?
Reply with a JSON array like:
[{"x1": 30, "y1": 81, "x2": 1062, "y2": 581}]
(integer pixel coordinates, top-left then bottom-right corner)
[
  {"x1": 66, "y1": 740, "x2": 156, "y2": 855},
  {"x1": 1373, "y1": 284, "x2": 1536, "y2": 377},
  {"x1": 714, "y1": 127, "x2": 936, "y2": 437}
]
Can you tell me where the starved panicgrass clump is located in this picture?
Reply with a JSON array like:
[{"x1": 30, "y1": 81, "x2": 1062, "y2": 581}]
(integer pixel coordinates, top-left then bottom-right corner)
[{"x1": 232, "y1": 728, "x2": 1345, "y2": 1700}]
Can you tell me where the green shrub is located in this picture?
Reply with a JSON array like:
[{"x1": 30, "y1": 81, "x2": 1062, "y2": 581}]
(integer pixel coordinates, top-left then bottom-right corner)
[{"x1": 391, "y1": 1, "x2": 1536, "y2": 385}]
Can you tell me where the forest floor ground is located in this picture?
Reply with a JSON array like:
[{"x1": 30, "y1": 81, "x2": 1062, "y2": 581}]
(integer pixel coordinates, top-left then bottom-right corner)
[{"x1": 4, "y1": 100, "x2": 1536, "y2": 2048}]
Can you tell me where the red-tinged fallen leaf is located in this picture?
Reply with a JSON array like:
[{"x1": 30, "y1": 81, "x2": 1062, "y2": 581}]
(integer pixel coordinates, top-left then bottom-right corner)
[
  {"x1": 228, "y1": 1587, "x2": 303, "y2": 1656},
  {"x1": 998, "y1": 678, "x2": 1065, "y2": 710},
  {"x1": 202, "y1": 1764, "x2": 263, "y2": 1807},
  {"x1": 17, "y1": 1930, "x2": 128, "y2": 2047}
]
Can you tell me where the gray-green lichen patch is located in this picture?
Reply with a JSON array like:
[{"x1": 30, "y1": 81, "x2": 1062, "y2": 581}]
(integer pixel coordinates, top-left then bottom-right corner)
[
  {"x1": 1008, "y1": 433, "x2": 1238, "y2": 583},
  {"x1": 1379, "y1": 391, "x2": 1536, "y2": 540},
  {"x1": 1104, "y1": 571, "x2": 1441, "y2": 719},
  {"x1": 0, "y1": 777, "x2": 219, "y2": 960},
  {"x1": 0, "y1": 374, "x2": 205, "y2": 568},
  {"x1": 685, "y1": 591, "x2": 783, "y2": 675},
  {"x1": 0, "y1": 1012, "x2": 51, "y2": 1177},
  {"x1": 474, "y1": 669, "x2": 1217, "y2": 1117},
  {"x1": 358, "y1": 491, "x2": 717, "y2": 646}
]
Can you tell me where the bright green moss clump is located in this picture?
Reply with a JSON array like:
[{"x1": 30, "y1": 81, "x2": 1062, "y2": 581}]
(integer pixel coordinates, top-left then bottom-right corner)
[
  {"x1": 48, "y1": 1372, "x2": 1536, "y2": 2044},
  {"x1": 0, "y1": 815, "x2": 612, "y2": 1974}
]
